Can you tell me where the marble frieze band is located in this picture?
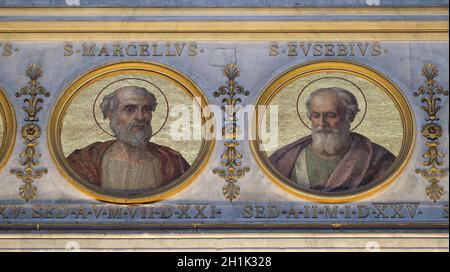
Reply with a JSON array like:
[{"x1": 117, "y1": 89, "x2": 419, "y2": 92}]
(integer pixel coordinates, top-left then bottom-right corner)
[{"x1": 0, "y1": 5, "x2": 448, "y2": 231}]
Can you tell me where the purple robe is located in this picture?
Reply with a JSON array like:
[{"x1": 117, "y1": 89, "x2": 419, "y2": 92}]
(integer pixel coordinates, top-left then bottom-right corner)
[
  {"x1": 269, "y1": 133, "x2": 396, "y2": 192},
  {"x1": 67, "y1": 140, "x2": 190, "y2": 188}
]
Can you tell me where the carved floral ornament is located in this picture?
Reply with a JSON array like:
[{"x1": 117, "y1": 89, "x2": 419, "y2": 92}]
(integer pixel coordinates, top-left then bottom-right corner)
[
  {"x1": 213, "y1": 64, "x2": 250, "y2": 202},
  {"x1": 2, "y1": 62, "x2": 448, "y2": 205},
  {"x1": 414, "y1": 64, "x2": 449, "y2": 202},
  {"x1": 10, "y1": 64, "x2": 49, "y2": 202},
  {"x1": 421, "y1": 123, "x2": 443, "y2": 140}
]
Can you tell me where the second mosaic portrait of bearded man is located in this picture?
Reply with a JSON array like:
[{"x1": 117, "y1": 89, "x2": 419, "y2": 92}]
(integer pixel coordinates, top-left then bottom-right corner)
[{"x1": 253, "y1": 62, "x2": 412, "y2": 198}]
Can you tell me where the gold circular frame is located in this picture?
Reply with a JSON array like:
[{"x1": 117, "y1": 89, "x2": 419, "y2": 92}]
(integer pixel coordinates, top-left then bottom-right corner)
[
  {"x1": 250, "y1": 60, "x2": 416, "y2": 203},
  {"x1": 49, "y1": 61, "x2": 215, "y2": 204},
  {"x1": 0, "y1": 87, "x2": 16, "y2": 172}
]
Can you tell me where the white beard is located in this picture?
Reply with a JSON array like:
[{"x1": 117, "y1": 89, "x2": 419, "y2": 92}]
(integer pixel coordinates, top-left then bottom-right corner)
[
  {"x1": 311, "y1": 123, "x2": 351, "y2": 157},
  {"x1": 110, "y1": 115, "x2": 153, "y2": 147}
]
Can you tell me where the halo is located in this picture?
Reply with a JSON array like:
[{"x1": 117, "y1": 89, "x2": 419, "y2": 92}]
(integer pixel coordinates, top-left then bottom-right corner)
[
  {"x1": 295, "y1": 76, "x2": 368, "y2": 131},
  {"x1": 92, "y1": 77, "x2": 170, "y2": 138}
]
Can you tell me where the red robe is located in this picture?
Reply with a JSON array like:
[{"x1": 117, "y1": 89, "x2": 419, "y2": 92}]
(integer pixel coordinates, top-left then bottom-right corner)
[
  {"x1": 67, "y1": 140, "x2": 190, "y2": 188},
  {"x1": 269, "y1": 133, "x2": 396, "y2": 192}
]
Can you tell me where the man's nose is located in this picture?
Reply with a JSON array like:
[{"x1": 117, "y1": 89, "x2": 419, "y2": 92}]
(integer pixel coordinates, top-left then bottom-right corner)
[
  {"x1": 134, "y1": 110, "x2": 145, "y2": 121},
  {"x1": 317, "y1": 115, "x2": 327, "y2": 128}
]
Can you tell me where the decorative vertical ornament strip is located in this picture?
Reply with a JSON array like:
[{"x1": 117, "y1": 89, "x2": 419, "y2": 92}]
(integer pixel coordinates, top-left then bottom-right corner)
[
  {"x1": 213, "y1": 64, "x2": 250, "y2": 202},
  {"x1": 414, "y1": 64, "x2": 448, "y2": 202},
  {"x1": 10, "y1": 64, "x2": 49, "y2": 202}
]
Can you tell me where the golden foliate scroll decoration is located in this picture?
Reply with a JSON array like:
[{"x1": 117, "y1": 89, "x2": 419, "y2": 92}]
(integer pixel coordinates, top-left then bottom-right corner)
[
  {"x1": 414, "y1": 64, "x2": 448, "y2": 202},
  {"x1": 10, "y1": 64, "x2": 49, "y2": 202},
  {"x1": 213, "y1": 64, "x2": 250, "y2": 202}
]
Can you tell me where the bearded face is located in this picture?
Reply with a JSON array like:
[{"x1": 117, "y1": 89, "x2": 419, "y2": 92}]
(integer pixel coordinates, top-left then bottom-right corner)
[
  {"x1": 105, "y1": 89, "x2": 156, "y2": 147},
  {"x1": 311, "y1": 121, "x2": 351, "y2": 157},
  {"x1": 110, "y1": 112, "x2": 153, "y2": 147},
  {"x1": 309, "y1": 91, "x2": 354, "y2": 157}
]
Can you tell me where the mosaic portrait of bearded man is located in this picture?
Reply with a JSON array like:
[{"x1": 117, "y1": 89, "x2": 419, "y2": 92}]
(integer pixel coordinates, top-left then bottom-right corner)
[
  {"x1": 66, "y1": 86, "x2": 190, "y2": 194},
  {"x1": 269, "y1": 87, "x2": 396, "y2": 193}
]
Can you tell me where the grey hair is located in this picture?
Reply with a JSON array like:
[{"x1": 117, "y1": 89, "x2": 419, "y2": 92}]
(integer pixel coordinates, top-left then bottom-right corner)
[
  {"x1": 100, "y1": 86, "x2": 157, "y2": 119},
  {"x1": 306, "y1": 87, "x2": 360, "y2": 121}
]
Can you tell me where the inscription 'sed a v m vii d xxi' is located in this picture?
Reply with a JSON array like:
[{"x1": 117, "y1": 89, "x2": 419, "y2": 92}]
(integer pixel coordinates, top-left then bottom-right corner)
[{"x1": 0, "y1": 3, "x2": 448, "y2": 241}]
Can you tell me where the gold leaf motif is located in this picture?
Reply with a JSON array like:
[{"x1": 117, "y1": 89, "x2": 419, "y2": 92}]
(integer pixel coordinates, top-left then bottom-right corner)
[
  {"x1": 223, "y1": 63, "x2": 240, "y2": 81},
  {"x1": 426, "y1": 181, "x2": 445, "y2": 202},
  {"x1": 19, "y1": 182, "x2": 37, "y2": 202},
  {"x1": 21, "y1": 124, "x2": 41, "y2": 142},
  {"x1": 422, "y1": 123, "x2": 443, "y2": 140},
  {"x1": 414, "y1": 63, "x2": 448, "y2": 121},
  {"x1": 10, "y1": 64, "x2": 49, "y2": 202},
  {"x1": 415, "y1": 64, "x2": 448, "y2": 202},
  {"x1": 421, "y1": 63, "x2": 439, "y2": 83},
  {"x1": 213, "y1": 64, "x2": 250, "y2": 202},
  {"x1": 422, "y1": 142, "x2": 444, "y2": 168},
  {"x1": 16, "y1": 64, "x2": 50, "y2": 122},
  {"x1": 26, "y1": 63, "x2": 43, "y2": 83},
  {"x1": 223, "y1": 178, "x2": 240, "y2": 202}
]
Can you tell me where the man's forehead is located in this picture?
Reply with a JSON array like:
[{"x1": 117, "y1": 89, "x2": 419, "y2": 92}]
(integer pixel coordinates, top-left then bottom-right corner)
[
  {"x1": 310, "y1": 92, "x2": 341, "y2": 110},
  {"x1": 116, "y1": 90, "x2": 152, "y2": 105}
]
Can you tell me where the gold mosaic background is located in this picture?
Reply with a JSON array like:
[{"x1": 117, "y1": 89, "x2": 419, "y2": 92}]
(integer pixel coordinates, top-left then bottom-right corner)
[
  {"x1": 61, "y1": 73, "x2": 202, "y2": 164},
  {"x1": 265, "y1": 72, "x2": 403, "y2": 156}
]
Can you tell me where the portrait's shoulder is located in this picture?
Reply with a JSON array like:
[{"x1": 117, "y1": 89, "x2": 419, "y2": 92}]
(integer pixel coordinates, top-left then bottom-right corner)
[
  {"x1": 147, "y1": 142, "x2": 184, "y2": 158},
  {"x1": 147, "y1": 142, "x2": 190, "y2": 171},
  {"x1": 371, "y1": 141, "x2": 396, "y2": 161},
  {"x1": 352, "y1": 132, "x2": 396, "y2": 161},
  {"x1": 270, "y1": 135, "x2": 312, "y2": 158},
  {"x1": 67, "y1": 140, "x2": 115, "y2": 158}
]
